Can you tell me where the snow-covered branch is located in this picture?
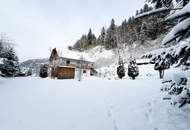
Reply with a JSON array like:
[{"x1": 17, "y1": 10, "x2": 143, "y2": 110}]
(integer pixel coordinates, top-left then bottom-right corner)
[{"x1": 135, "y1": 7, "x2": 170, "y2": 19}]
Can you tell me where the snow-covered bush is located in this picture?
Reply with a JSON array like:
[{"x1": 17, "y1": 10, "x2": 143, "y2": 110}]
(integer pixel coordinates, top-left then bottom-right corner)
[
  {"x1": 128, "y1": 58, "x2": 139, "y2": 79},
  {"x1": 39, "y1": 64, "x2": 48, "y2": 78},
  {"x1": 0, "y1": 39, "x2": 19, "y2": 77},
  {"x1": 0, "y1": 58, "x2": 19, "y2": 77},
  {"x1": 154, "y1": 57, "x2": 170, "y2": 78},
  {"x1": 161, "y1": 72, "x2": 190, "y2": 107},
  {"x1": 143, "y1": 39, "x2": 190, "y2": 67},
  {"x1": 117, "y1": 64, "x2": 125, "y2": 79}
]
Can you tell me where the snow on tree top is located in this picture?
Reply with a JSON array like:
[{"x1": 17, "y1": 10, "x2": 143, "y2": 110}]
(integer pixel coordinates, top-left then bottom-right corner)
[
  {"x1": 162, "y1": 17, "x2": 190, "y2": 45},
  {"x1": 167, "y1": 2, "x2": 190, "y2": 20},
  {"x1": 134, "y1": 7, "x2": 169, "y2": 19},
  {"x1": 143, "y1": 38, "x2": 190, "y2": 61}
]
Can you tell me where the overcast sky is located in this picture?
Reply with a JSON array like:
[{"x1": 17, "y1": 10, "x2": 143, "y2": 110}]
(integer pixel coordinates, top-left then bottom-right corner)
[{"x1": 0, "y1": 0, "x2": 145, "y2": 61}]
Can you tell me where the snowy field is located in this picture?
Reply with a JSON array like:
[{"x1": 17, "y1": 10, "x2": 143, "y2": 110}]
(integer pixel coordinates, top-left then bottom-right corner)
[{"x1": 0, "y1": 65, "x2": 190, "y2": 130}]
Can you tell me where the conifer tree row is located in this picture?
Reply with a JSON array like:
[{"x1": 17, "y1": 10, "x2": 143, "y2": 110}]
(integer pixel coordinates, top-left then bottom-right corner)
[{"x1": 73, "y1": 4, "x2": 174, "y2": 51}]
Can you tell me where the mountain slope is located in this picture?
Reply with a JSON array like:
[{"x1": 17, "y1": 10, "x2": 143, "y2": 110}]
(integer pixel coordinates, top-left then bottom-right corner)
[
  {"x1": 20, "y1": 58, "x2": 48, "y2": 67},
  {"x1": 85, "y1": 35, "x2": 164, "y2": 68}
]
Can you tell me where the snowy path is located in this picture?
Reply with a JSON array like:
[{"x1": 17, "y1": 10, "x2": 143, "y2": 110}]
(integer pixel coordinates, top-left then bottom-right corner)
[{"x1": 0, "y1": 65, "x2": 190, "y2": 130}]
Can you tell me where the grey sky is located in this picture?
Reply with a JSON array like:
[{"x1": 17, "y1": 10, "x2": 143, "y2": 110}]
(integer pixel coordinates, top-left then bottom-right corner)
[{"x1": 0, "y1": 0, "x2": 145, "y2": 61}]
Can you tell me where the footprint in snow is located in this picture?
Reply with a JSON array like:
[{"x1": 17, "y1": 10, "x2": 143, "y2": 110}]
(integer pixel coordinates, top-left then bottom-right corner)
[
  {"x1": 153, "y1": 99, "x2": 158, "y2": 103},
  {"x1": 148, "y1": 108, "x2": 152, "y2": 113},
  {"x1": 147, "y1": 102, "x2": 152, "y2": 106},
  {"x1": 144, "y1": 113, "x2": 149, "y2": 120},
  {"x1": 107, "y1": 111, "x2": 112, "y2": 118}
]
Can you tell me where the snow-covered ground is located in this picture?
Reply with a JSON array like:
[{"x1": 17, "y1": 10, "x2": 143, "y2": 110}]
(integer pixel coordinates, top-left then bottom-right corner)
[{"x1": 0, "y1": 65, "x2": 190, "y2": 130}]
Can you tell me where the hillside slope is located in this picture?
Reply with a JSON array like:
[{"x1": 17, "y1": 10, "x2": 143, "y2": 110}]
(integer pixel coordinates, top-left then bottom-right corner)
[
  {"x1": 20, "y1": 58, "x2": 48, "y2": 67},
  {"x1": 86, "y1": 36, "x2": 163, "y2": 68}
]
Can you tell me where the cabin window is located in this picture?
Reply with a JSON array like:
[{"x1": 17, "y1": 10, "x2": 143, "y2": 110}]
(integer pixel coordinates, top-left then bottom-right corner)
[{"x1": 66, "y1": 60, "x2": 70, "y2": 64}]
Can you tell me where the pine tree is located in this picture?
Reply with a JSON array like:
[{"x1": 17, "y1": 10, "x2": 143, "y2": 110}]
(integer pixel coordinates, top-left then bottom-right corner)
[
  {"x1": 139, "y1": 22, "x2": 146, "y2": 44},
  {"x1": 87, "y1": 28, "x2": 96, "y2": 47},
  {"x1": 128, "y1": 58, "x2": 139, "y2": 80},
  {"x1": 0, "y1": 39, "x2": 5, "y2": 58},
  {"x1": 136, "y1": 10, "x2": 139, "y2": 16},
  {"x1": 105, "y1": 19, "x2": 117, "y2": 49},
  {"x1": 143, "y1": 4, "x2": 149, "y2": 12},
  {"x1": 147, "y1": 0, "x2": 190, "y2": 107},
  {"x1": 0, "y1": 41, "x2": 3, "y2": 54},
  {"x1": 121, "y1": 19, "x2": 128, "y2": 43},
  {"x1": 0, "y1": 47, "x2": 19, "y2": 77},
  {"x1": 117, "y1": 64, "x2": 125, "y2": 79},
  {"x1": 149, "y1": 0, "x2": 173, "y2": 8},
  {"x1": 117, "y1": 53, "x2": 125, "y2": 79},
  {"x1": 73, "y1": 35, "x2": 88, "y2": 50},
  {"x1": 97, "y1": 27, "x2": 106, "y2": 45},
  {"x1": 39, "y1": 64, "x2": 48, "y2": 78},
  {"x1": 162, "y1": 1, "x2": 190, "y2": 45},
  {"x1": 73, "y1": 3, "x2": 173, "y2": 50}
]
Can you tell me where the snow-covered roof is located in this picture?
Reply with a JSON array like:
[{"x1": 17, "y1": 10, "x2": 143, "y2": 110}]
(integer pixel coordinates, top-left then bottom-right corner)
[
  {"x1": 55, "y1": 48, "x2": 94, "y2": 63},
  {"x1": 55, "y1": 65, "x2": 76, "y2": 69}
]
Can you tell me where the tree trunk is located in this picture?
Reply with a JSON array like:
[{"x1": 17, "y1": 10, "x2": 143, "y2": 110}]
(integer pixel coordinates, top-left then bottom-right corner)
[{"x1": 159, "y1": 70, "x2": 164, "y2": 79}]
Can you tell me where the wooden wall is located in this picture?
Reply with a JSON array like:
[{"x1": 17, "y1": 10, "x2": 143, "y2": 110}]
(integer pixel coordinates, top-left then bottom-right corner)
[{"x1": 51, "y1": 66, "x2": 75, "y2": 79}]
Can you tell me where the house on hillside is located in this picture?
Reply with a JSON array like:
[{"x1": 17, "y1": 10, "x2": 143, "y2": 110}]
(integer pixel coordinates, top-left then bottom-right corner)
[{"x1": 49, "y1": 48, "x2": 95, "y2": 79}]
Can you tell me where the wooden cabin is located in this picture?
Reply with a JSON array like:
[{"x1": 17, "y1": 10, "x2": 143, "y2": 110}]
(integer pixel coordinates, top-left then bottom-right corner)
[{"x1": 49, "y1": 48, "x2": 95, "y2": 79}]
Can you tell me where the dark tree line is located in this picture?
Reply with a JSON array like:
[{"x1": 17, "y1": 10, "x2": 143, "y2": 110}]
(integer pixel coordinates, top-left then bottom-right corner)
[
  {"x1": 73, "y1": 28, "x2": 96, "y2": 50},
  {"x1": 73, "y1": 4, "x2": 175, "y2": 50}
]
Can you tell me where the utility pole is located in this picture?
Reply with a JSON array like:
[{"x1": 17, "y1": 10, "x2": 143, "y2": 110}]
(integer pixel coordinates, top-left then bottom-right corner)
[{"x1": 78, "y1": 55, "x2": 83, "y2": 81}]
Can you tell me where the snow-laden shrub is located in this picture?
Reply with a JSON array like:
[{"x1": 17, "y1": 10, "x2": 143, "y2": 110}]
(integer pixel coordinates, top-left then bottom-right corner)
[
  {"x1": 0, "y1": 37, "x2": 20, "y2": 77},
  {"x1": 0, "y1": 58, "x2": 19, "y2": 77},
  {"x1": 161, "y1": 72, "x2": 190, "y2": 108},
  {"x1": 39, "y1": 64, "x2": 48, "y2": 78},
  {"x1": 154, "y1": 58, "x2": 170, "y2": 78},
  {"x1": 117, "y1": 64, "x2": 125, "y2": 79},
  {"x1": 0, "y1": 50, "x2": 19, "y2": 77},
  {"x1": 143, "y1": 40, "x2": 190, "y2": 67},
  {"x1": 128, "y1": 58, "x2": 139, "y2": 80}
]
